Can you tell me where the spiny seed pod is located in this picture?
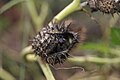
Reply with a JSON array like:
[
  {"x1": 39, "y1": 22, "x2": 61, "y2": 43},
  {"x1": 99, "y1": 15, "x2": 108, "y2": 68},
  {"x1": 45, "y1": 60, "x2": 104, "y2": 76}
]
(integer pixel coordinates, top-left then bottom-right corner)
[
  {"x1": 31, "y1": 22, "x2": 81, "y2": 65},
  {"x1": 87, "y1": 0, "x2": 120, "y2": 14}
]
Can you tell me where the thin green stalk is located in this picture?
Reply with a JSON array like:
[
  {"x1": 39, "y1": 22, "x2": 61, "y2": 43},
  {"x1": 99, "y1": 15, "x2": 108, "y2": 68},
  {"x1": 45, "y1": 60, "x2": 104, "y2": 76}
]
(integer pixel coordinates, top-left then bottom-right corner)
[
  {"x1": 51, "y1": 0, "x2": 81, "y2": 23},
  {"x1": 68, "y1": 56, "x2": 120, "y2": 64},
  {"x1": 22, "y1": 46, "x2": 120, "y2": 64},
  {"x1": 26, "y1": 0, "x2": 49, "y2": 31},
  {"x1": 0, "y1": 0, "x2": 24, "y2": 14},
  {"x1": 21, "y1": 46, "x2": 37, "y2": 62},
  {"x1": 0, "y1": 69, "x2": 16, "y2": 80},
  {"x1": 21, "y1": 46, "x2": 55, "y2": 80},
  {"x1": 37, "y1": 59, "x2": 55, "y2": 80},
  {"x1": 22, "y1": 47, "x2": 54, "y2": 80},
  {"x1": 26, "y1": 0, "x2": 38, "y2": 29},
  {"x1": 37, "y1": 1, "x2": 49, "y2": 30}
]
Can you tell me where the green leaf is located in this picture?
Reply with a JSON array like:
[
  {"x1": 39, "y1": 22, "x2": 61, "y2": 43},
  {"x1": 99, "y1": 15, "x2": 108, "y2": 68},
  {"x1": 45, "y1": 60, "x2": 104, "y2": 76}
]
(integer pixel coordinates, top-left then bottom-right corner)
[
  {"x1": 111, "y1": 27, "x2": 120, "y2": 45},
  {"x1": 0, "y1": 0, "x2": 24, "y2": 14}
]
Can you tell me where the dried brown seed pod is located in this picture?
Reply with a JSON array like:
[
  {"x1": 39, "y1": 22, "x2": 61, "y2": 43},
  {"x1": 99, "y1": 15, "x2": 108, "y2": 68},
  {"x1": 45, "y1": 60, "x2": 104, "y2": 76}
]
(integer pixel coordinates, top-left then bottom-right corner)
[
  {"x1": 31, "y1": 22, "x2": 85, "y2": 65},
  {"x1": 87, "y1": 0, "x2": 120, "y2": 14}
]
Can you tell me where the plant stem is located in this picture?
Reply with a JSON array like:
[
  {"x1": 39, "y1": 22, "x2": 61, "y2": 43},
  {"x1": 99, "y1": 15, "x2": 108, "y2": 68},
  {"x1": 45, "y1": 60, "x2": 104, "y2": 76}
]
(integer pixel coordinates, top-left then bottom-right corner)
[
  {"x1": 68, "y1": 56, "x2": 120, "y2": 64},
  {"x1": 0, "y1": 69, "x2": 15, "y2": 80},
  {"x1": 51, "y1": 0, "x2": 81, "y2": 24},
  {"x1": 21, "y1": 46, "x2": 55, "y2": 80},
  {"x1": 37, "y1": 59, "x2": 55, "y2": 80},
  {"x1": 26, "y1": 0, "x2": 38, "y2": 31},
  {"x1": 0, "y1": 0, "x2": 24, "y2": 14},
  {"x1": 26, "y1": 0, "x2": 48, "y2": 32}
]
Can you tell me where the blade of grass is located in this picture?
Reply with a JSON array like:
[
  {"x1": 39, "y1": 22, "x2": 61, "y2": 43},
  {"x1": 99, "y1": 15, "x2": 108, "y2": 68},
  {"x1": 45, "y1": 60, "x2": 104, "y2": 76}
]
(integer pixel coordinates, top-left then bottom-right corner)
[
  {"x1": 0, "y1": 0, "x2": 25, "y2": 14},
  {"x1": 0, "y1": 69, "x2": 16, "y2": 80}
]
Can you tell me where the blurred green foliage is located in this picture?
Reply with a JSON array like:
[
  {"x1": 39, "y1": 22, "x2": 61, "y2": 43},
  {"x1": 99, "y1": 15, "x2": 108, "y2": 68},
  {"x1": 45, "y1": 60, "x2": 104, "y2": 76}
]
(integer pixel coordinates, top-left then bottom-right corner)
[
  {"x1": 0, "y1": 16, "x2": 9, "y2": 30},
  {"x1": 111, "y1": 27, "x2": 120, "y2": 45}
]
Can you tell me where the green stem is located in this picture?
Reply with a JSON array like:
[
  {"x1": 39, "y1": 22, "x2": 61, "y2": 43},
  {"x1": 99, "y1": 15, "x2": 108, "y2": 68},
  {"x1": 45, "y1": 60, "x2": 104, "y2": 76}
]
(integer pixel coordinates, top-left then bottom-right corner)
[
  {"x1": 38, "y1": 59, "x2": 55, "y2": 80},
  {"x1": 0, "y1": 0, "x2": 24, "y2": 14},
  {"x1": 0, "y1": 69, "x2": 15, "y2": 80},
  {"x1": 26, "y1": 0, "x2": 38, "y2": 30},
  {"x1": 51, "y1": 0, "x2": 81, "y2": 23},
  {"x1": 21, "y1": 46, "x2": 37, "y2": 62},
  {"x1": 68, "y1": 56, "x2": 120, "y2": 64},
  {"x1": 37, "y1": 1, "x2": 49, "y2": 30},
  {"x1": 21, "y1": 46, "x2": 55, "y2": 80},
  {"x1": 26, "y1": 0, "x2": 49, "y2": 32}
]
